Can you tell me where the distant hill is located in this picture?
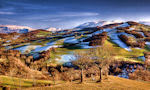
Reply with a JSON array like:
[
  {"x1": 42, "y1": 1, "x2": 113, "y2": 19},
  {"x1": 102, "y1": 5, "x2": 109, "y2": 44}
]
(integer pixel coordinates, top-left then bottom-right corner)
[
  {"x1": 46, "y1": 27, "x2": 61, "y2": 32},
  {"x1": 139, "y1": 21, "x2": 150, "y2": 26},
  {"x1": 0, "y1": 25, "x2": 34, "y2": 33}
]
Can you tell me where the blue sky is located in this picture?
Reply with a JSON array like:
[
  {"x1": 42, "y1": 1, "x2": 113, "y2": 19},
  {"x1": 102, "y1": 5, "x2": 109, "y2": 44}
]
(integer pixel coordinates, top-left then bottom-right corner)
[{"x1": 0, "y1": 0, "x2": 150, "y2": 29}]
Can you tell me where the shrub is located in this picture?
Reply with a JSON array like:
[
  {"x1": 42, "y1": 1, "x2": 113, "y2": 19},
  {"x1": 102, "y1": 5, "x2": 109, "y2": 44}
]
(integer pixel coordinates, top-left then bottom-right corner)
[
  {"x1": 89, "y1": 32, "x2": 108, "y2": 46},
  {"x1": 119, "y1": 35, "x2": 145, "y2": 48},
  {"x1": 129, "y1": 68, "x2": 150, "y2": 81},
  {"x1": 143, "y1": 31, "x2": 150, "y2": 37}
]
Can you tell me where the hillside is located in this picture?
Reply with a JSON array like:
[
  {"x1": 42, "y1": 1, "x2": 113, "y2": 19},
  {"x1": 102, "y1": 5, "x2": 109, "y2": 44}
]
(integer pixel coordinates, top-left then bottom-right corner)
[
  {"x1": 0, "y1": 21, "x2": 150, "y2": 89},
  {"x1": 1, "y1": 21, "x2": 150, "y2": 65},
  {"x1": 75, "y1": 20, "x2": 122, "y2": 29},
  {"x1": 0, "y1": 25, "x2": 34, "y2": 33},
  {"x1": 25, "y1": 76, "x2": 150, "y2": 90}
]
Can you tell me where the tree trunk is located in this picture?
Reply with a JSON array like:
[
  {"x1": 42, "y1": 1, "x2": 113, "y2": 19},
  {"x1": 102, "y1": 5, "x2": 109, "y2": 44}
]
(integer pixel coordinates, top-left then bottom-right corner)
[
  {"x1": 97, "y1": 67, "x2": 102, "y2": 82},
  {"x1": 3, "y1": 87, "x2": 10, "y2": 90},
  {"x1": 81, "y1": 68, "x2": 84, "y2": 83}
]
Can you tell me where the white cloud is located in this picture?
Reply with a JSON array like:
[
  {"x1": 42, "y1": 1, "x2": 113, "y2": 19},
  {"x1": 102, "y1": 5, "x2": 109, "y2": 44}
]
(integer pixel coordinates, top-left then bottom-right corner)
[
  {"x1": 41, "y1": 18, "x2": 62, "y2": 22},
  {"x1": 59, "y1": 12, "x2": 99, "y2": 17},
  {"x1": 0, "y1": 11, "x2": 15, "y2": 15}
]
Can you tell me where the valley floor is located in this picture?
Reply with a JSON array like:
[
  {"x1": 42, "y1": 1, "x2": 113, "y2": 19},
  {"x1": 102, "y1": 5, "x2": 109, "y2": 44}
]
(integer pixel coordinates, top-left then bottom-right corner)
[{"x1": 24, "y1": 76, "x2": 150, "y2": 90}]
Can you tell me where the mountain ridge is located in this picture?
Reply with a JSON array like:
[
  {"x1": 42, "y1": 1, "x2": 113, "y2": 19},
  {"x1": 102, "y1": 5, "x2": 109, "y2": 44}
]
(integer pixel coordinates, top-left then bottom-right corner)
[
  {"x1": 75, "y1": 20, "x2": 123, "y2": 29},
  {"x1": 0, "y1": 25, "x2": 34, "y2": 33}
]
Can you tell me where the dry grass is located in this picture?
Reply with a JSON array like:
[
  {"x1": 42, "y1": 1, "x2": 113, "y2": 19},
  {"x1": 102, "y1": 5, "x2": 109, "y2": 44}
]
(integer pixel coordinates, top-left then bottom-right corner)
[
  {"x1": 24, "y1": 76, "x2": 150, "y2": 90},
  {"x1": 0, "y1": 75, "x2": 64, "y2": 89}
]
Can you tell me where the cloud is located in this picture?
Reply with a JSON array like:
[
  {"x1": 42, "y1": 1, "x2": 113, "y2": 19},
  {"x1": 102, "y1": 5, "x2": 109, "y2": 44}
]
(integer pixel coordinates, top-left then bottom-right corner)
[
  {"x1": 21, "y1": 12, "x2": 99, "y2": 21},
  {"x1": 59, "y1": 12, "x2": 99, "y2": 17},
  {"x1": 0, "y1": 18, "x2": 17, "y2": 22},
  {"x1": 0, "y1": 0, "x2": 150, "y2": 29},
  {"x1": 0, "y1": 11, "x2": 15, "y2": 15},
  {"x1": 41, "y1": 18, "x2": 62, "y2": 22}
]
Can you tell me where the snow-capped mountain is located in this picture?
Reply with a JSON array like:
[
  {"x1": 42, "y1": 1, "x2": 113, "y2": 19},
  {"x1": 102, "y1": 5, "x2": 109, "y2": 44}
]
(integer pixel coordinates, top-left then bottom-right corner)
[
  {"x1": 0, "y1": 25, "x2": 34, "y2": 33},
  {"x1": 46, "y1": 27, "x2": 61, "y2": 32},
  {"x1": 75, "y1": 20, "x2": 123, "y2": 29}
]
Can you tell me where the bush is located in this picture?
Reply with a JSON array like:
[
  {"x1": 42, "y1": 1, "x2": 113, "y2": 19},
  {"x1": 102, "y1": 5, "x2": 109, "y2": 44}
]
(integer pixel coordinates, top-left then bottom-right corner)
[
  {"x1": 89, "y1": 32, "x2": 108, "y2": 46},
  {"x1": 143, "y1": 31, "x2": 150, "y2": 37},
  {"x1": 125, "y1": 30, "x2": 144, "y2": 38},
  {"x1": 119, "y1": 35, "x2": 145, "y2": 48},
  {"x1": 145, "y1": 37, "x2": 150, "y2": 41},
  {"x1": 129, "y1": 68, "x2": 150, "y2": 81}
]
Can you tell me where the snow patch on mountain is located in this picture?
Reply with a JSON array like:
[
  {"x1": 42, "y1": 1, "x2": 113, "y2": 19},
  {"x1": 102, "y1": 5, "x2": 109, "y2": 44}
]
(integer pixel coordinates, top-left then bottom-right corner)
[
  {"x1": 75, "y1": 20, "x2": 123, "y2": 29},
  {"x1": 46, "y1": 27, "x2": 61, "y2": 32},
  {"x1": 64, "y1": 37, "x2": 79, "y2": 44},
  {"x1": 90, "y1": 22, "x2": 131, "y2": 51}
]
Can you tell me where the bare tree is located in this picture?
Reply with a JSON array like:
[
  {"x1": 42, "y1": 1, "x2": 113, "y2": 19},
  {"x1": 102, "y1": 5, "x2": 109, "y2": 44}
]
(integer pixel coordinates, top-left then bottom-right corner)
[
  {"x1": 72, "y1": 51, "x2": 92, "y2": 83},
  {"x1": 90, "y1": 44, "x2": 115, "y2": 82},
  {"x1": 144, "y1": 52, "x2": 150, "y2": 70}
]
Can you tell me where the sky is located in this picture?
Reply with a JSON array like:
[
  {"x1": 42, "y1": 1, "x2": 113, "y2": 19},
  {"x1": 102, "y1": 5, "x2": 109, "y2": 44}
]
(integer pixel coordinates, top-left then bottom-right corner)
[{"x1": 0, "y1": 0, "x2": 150, "y2": 29}]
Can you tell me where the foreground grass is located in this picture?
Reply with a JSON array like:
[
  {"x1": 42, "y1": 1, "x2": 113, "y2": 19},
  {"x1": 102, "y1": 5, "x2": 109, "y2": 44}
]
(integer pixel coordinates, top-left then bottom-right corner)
[
  {"x1": 0, "y1": 75, "x2": 64, "y2": 89},
  {"x1": 24, "y1": 76, "x2": 150, "y2": 90}
]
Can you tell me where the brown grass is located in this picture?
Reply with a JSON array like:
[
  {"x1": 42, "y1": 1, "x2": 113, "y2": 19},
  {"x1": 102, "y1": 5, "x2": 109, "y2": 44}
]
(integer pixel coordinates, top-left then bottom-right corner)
[{"x1": 24, "y1": 76, "x2": 150, "y2": 90}]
